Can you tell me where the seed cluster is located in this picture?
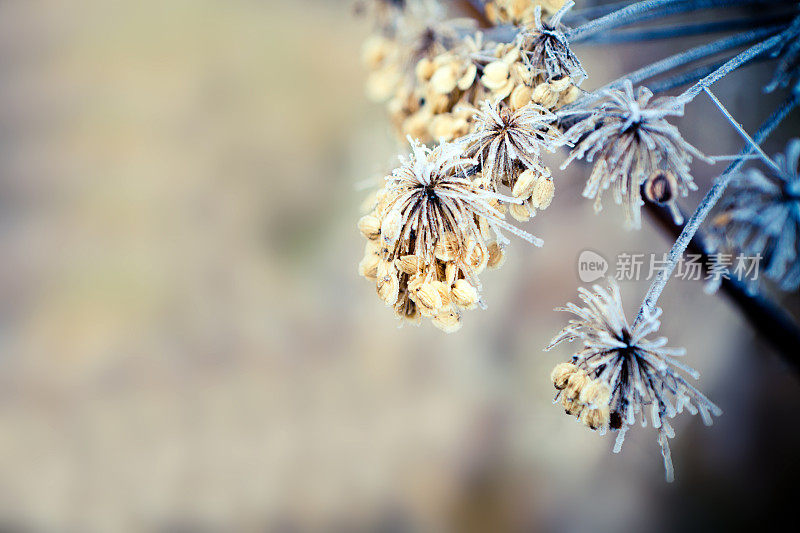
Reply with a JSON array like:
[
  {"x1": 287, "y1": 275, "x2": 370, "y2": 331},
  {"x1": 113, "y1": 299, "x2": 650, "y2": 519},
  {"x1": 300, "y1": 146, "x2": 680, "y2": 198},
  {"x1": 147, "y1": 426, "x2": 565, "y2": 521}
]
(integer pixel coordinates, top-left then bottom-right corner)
[
  {"x1": 358, "y1": 140, "x2": 541, "y2": 332},
  {"x1": 360, "y1": 1, "x2": 581, "y2": 144},
  {"x1": 550, "y1": 362, "x2": 611, "y2": 431}
]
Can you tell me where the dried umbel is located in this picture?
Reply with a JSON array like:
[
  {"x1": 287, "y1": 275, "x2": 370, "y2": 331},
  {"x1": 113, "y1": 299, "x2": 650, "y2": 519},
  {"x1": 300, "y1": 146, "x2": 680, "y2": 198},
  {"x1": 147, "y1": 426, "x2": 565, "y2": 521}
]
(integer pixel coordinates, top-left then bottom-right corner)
[
  {"x1": 517, "y1": 1, "x2": 586, "y2": 84},
  {"x1": 709, "y1": 139, "x2": 800, "y2": 292},
  {"x1": 561, "y1": 80, "x2": 709, "y2": 228},
  {"x1": 458, "y1": 100, "x2": 564, "y2": 220},
  {"x1": 358, "y1": 138, "x2": 542, "y2": 332},
  {"x1": 546, "y1": 279, "x2": 721, "y2": 481}
]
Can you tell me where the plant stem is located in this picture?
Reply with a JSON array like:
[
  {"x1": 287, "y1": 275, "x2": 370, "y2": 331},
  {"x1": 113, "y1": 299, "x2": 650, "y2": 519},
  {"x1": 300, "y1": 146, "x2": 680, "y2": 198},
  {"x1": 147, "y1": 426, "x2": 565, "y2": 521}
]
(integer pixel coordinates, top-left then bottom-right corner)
[
  {"x1": 580, "y1": 14, "x2": 792, "y2": 44},
  {"x1": 636, "y1": 96, "x2": 798, "y2": 324},
  {"x1": 567, "y1": 0, "x2": 783, "y2": 43},
  {"x1": 644, "y1": 201, "x2": 800, "y2": 371}
]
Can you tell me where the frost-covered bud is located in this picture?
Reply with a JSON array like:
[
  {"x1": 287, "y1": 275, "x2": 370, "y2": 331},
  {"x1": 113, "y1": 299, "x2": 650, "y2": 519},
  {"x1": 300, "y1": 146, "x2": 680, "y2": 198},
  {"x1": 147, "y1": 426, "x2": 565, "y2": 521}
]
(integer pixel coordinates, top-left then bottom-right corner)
[
  {"x1": 551, "y1": 362, "x2": 578, "y2": 390},
  {"x1": 532, "y1": 82, "x2": 558, "y2": 108},
  {"x1": 549, "y1": 75, "x2": 571, "y2": 93}
]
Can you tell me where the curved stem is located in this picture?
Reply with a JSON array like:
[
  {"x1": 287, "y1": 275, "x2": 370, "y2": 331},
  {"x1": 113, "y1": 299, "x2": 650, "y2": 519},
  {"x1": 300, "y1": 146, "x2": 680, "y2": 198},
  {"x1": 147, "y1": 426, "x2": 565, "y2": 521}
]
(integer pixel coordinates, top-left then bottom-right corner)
[
  {"x1": 567, "y1": 0, "x2": 780, "y2": 42},
  {"x1": 636, "y1": 96, "x2": 798, "y2": 323}
]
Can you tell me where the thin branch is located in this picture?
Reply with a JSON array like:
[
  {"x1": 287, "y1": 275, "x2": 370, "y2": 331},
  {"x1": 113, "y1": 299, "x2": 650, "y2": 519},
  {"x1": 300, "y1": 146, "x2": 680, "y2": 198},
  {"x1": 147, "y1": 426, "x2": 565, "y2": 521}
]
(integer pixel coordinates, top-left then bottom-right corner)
[
  {"x1": 636, "y1": 96, "x2": 798, "y2": 323},
  {"x1": 644, "y1": 201, "x2": 800, "y2": 372}
]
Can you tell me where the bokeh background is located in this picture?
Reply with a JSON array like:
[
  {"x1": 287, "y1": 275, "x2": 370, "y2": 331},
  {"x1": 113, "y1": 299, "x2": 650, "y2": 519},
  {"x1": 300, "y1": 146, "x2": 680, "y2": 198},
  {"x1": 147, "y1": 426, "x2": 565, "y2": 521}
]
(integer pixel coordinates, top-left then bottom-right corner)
[{"x1": 0, "y1": 0, "x2": 798, "y2": 531}]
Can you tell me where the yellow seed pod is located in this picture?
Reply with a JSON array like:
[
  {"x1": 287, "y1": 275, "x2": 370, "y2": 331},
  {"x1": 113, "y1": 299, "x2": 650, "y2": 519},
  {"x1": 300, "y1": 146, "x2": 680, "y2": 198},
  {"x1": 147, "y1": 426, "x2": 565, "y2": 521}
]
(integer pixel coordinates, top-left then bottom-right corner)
[
  {"x1": 530, "y1": 176, "x2": 555, "y2": 210},
  {"x1": 415, "y1": 57, "x2": 435, "y2": 82},
  {"x1": 395, "y1": 254, "x2": 420, "y2": 275},
  {"x1": 487, "y1": 242, "x2": 506, "y2": 269},
  {"x1": 580, "y1": 406, "x2": 611, "y2": 431},
  {"x1": 366, "y1": 68, "x2": 401, "y2": 103},
  {"x1": 451, "y1": 279, "x2": 479, "y2": 309},
  {"x1": 579, "y1": 379, "x2": 612, "y2": 408},
  {"x1": 411, "y1": 281, "x2": 444, "y2": 316},
  {"x1": 358, "y1": 251, "x2": 380, "y2": 279},
  {"x1": 358, "y1": 213, "x2": 381, "y2": 240},
  {"x1": 433, "y1": 281, "x2": 452, "y2": 307},
  {"x1": 402, "y1": 110, "x2": 433, "y2": 141},
  {"x1": 457, "y1": 63, "x2": 478, "y2": 91},
  {"x1": 509, "y1": 202, "x2": 532, "y2": 222},
  {"x1": 549, "y1": 75, "x2": 571, "y2": 93},
  {"x1": 482, "y1": 61, "x2": 510, "y2": 90},
  {"x1": 561, "y1": 394, "x2": 584, "y2": 417},
  {"x1": 430, "y1": 114, "x2": 460, "y2": 142},
  {"x1": 510, "y1": 62, "x2": 533, "y2": 86},
  {"x1": 532, "y1": 82, "x2": 558, "y2": 108},
  {"x1": 564, "y1": 370, "x2": 589, "y2": 400},
  {"x1": 394, "y1": 294, "x2": 419, "y2": 322},
  {"x1": 430, "y1": 63, "x2": 459, "y2": 94},
  {"x1": 376, "y1": 260, "x2": 399, "y2": 306},
  {"x1": 432, "y1": 310, "x2": 462, "y2": 333},
  {"x1": 550, "y1": 362, "x2": 578, "y2": 390},
  {"x1": 559, "y1": 84, "x2": 582, "y2": 106},
  {"x1": 466, "y1": 240, "x2": 489, "y2": 274},
  {"x1": 435, "y1": 232, "x2": 460, "y2": 262},
  {"x1": 512, "y1": 168, "x2": 537, "y2": 199},
  {"x1": 361, "y1": 35, "x2": 391, "y2": 69},
  {"x1": 493, "y1": 78, "x2": 515, "y2": 100},
  {"x1": 509, "y1": 84, "x2": 533, "y2": 110}
]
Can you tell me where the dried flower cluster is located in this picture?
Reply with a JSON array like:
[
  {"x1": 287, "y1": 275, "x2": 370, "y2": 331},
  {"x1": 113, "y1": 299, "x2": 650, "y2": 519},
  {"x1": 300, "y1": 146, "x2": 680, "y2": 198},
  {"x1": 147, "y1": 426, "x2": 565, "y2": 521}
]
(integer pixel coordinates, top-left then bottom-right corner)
[
  {"x1": 358, "y1": 139, "x2": 542, "y2": 332},
  {"x1": 546, "y1": 279, "x2": 721, "y2": 481},
  {"x1": 561, "y1": 80, "x2": 709, "y2": 228},
  {"x1": 709, "y1": 139, "x2": 800, "y2": 292},
  {"x1": 360, "y1": 0, "x2": 582, "y2": 143},
  {"x1": 517, "y1": 2, "x2": 586, "y2": 83},
  {"x1": 458, "y1": 100, "x2": 564, "y2": 221}
]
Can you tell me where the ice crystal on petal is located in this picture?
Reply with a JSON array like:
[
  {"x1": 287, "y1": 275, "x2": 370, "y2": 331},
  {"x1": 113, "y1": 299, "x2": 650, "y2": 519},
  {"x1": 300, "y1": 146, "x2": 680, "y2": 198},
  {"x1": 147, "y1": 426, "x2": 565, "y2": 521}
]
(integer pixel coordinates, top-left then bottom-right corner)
[
  {"x1": 546, "y1": 278, "x2": 721, "y2": 481},
  {"x1": 709, "y1": 139, "x2": 800, "y2": 292},
  {"x1": 517, "y1": 1, "x2": 586, "y2": 84},
  {"x1": 561, "y1": 80, "x2": 708, "y2": 228},
  {"x1": 357, "y1": 137, "x2": 542, "y2": 332}
]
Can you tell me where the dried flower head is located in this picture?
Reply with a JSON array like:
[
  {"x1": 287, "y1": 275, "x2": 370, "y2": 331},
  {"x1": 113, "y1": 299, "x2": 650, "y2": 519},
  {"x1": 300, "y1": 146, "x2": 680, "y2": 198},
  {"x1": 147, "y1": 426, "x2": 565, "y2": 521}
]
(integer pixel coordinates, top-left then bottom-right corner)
[
  {"x1": 765, "y1": 16, "x2": 800, "y2": 95},
  {"x1": 709, "y1": 139, "x2": 800, "y2": 292},
  {"x1": 358, "y1": 137, "x2": 542, "y2": 331},
  {"x1": 458, "y1": 100, "x2": 564, "y2": 219},
  {"x1": 561, "y1": 80, "x2": 709, "y2": 228},
  {"x1": 546, "y1": 278, "x2": 721, "y2": 481},
  {"x1": 517, "y1": 1, "x2": 586, "y2": 83}
]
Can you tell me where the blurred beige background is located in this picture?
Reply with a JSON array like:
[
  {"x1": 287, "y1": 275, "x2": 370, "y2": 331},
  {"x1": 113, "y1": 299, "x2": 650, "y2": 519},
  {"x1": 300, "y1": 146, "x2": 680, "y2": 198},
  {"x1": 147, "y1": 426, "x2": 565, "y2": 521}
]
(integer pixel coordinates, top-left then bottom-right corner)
[{"x1": 0, "y1": 0, "x2": 798, "y2": 531}]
